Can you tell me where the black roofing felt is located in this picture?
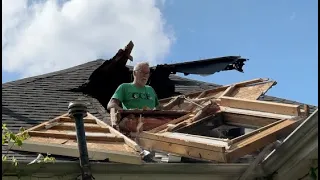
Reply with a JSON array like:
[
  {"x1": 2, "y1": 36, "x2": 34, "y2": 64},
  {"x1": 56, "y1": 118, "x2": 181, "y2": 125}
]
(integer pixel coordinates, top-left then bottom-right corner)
[
  {"x1": 159, "y1": 56, "x2": 247, "y2": 75},
  {"x1": 2, "y1": 59, "x2": 317, "y2": 163}
]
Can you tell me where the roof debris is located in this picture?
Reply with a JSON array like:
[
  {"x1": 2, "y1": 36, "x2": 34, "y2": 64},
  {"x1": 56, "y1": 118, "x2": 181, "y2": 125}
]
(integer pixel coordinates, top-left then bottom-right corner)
[{"x1": 10, "y1": 77, "x2": 308, "y2": 164}]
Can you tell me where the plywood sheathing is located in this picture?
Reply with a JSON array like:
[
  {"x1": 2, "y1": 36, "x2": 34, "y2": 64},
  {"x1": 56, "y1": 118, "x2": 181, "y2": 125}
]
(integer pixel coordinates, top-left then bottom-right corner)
[{"x1": 229, "y1": 81, "x2": 276, "y2": 100}]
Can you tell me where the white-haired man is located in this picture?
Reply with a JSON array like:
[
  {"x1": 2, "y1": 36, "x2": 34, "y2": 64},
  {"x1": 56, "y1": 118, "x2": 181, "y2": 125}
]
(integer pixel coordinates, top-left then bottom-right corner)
[{"x1": 107, "y1": 62, "x2": 184, "y2": 111}]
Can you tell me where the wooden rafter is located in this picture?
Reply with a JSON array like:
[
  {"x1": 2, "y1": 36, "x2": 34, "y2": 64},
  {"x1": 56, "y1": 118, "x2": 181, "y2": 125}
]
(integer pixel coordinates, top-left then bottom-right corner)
[
  {"x1": 226, "y1": 119, "x2": 300, "y2": 162},
  {"x1": 137, "y1": 116, "x2": 301, "y2": 162},
  {"x1": 137, "y1": 131, "x2": 228, "y2": 162},
  {"x1": 219, "y1": 97, "x2": 301, "y2": 116},
  {"x1": 135, "y1": 78, "x2": 303, "y2": 163}
]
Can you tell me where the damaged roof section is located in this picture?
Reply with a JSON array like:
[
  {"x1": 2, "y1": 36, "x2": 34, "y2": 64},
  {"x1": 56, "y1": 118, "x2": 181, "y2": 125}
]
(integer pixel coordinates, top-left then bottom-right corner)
[
  {"x1": 10, "y1": 112, "x2": 143, "y2": 164},
  {"x1": 72, "y1": 41, "x2": 248, "y2": 108},
  {"x1": 112, "y1": 78, "x2": 310, "y2": 163},
  {"x1": 6, "y1": 76, "x2": 315, "y2": 172}
]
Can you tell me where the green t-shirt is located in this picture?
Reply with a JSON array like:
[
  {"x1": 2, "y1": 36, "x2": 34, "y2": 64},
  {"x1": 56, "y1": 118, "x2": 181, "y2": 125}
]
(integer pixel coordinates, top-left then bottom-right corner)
[{"x1": 111, "y1": 83, "x2": 160, "y2": 110}]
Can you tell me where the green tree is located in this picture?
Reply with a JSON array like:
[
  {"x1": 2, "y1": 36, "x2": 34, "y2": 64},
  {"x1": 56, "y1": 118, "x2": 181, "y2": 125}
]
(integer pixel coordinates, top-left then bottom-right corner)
[{"x1": 2, "y1": 123, "x2": 55, "y2": 168}]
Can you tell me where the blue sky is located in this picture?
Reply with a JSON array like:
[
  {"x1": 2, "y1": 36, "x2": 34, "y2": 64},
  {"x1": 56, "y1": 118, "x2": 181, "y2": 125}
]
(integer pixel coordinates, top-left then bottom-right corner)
[
  {"x1": 161, "y1": 0, "x2": 318, "y2": 105},
  {"x1": 2, "y1": 0, "x2": 318, "y2": 106}
]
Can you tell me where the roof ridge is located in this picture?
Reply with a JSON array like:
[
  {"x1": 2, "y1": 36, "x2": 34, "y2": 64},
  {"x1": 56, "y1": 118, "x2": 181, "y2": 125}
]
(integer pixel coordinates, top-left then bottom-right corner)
[{"x1": 2, "y1": 59, "x2": 105, "y2": 88}]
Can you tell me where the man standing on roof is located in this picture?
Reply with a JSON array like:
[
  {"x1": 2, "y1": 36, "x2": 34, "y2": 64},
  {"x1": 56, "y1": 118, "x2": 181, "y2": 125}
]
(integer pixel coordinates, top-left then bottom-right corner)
[{"x1": 107, "y1": 62, "x2": 184, "y2": 111}]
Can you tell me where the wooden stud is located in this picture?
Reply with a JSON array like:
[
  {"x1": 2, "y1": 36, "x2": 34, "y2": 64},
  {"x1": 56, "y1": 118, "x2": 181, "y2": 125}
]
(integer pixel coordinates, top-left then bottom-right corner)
[
  {"x1": 17, "y1": 113, "x2": 69, "y2": 134},
  {"x1": 50, "y1": 122, "x2": 110, "y2": 133},
  {"x1": 226, "y1": 119, "x2": 299, "y2": 162},
  {"x1": 229, "y1": 119, "x2": 286, "y2": 144},
  {"x1": 9, "y1": 140, "x2": 142, "y2": 164},
  {"x1": 110, "y1": 108, "x2": 119, "y2": 128},
  {"x1": 223, "y1": 113, "x2": 278, "y2": 128},
  {"x1": 220, "y1": 107, "x2": 295, "y2": 119},
  {"x1": 28, "y1": 131, "x2": 124, "y2": 142},
  {"x1": 185, "y1": 91, "x2": 207, "y2": 111},
  {"x1": 148, "y1": 113, "x2": 194, "y2": 133},
  {"x1": 59, "y1": 116, "x2": 97, "y2": 124},
  {"x1": 173, "y1": 114, "x2": 222, "y2": 133},
  {"x1": 219, "y1": 97, "x2": 300, "y2": 116},
  {"x1": 303, "y1": 104, "x2": 310, "y2": 117},
  {"x1": 218, "y1": 85, "x2": 236, "y2": 98},
  {"x1": 137, "y1": 137, "x2": 227, "y2": 162},
  {"x1": 137, "y1": 132, "x2": 226, "y2": 152}
]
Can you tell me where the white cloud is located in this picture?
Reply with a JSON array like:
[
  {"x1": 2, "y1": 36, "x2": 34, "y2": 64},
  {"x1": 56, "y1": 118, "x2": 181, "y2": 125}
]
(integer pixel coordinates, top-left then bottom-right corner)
[{"x1": 2, "y1": 0, "x2": 175, "y2": 78}]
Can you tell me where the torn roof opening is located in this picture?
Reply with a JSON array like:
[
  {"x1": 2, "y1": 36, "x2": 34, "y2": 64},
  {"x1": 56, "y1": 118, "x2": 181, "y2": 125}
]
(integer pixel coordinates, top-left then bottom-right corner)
[
  {"x1": 157, "y1": 56, "x2": 247, "y2": 76},
  {"x1": 71, "y1": 41, "x2": 248, "y2": 110}
]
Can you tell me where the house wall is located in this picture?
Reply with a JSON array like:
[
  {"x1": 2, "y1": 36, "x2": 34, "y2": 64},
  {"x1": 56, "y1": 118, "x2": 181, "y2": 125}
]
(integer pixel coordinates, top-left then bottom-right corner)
[
  {"x1": 3, "y1": 174, "x2": 242, "y2": 180},
  {"x1": 2, "y1": 163, "x2": 256, "y2": 180}
]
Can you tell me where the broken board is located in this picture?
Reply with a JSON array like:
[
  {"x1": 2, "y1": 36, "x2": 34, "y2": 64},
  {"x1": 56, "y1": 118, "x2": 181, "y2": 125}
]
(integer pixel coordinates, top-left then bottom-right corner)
[
  {"x1": 9, "y1": 113, "x2": 143, "y2": 164},
  {"x1": 115, "y1": 109, "x2": 190, "y2": 132},
  {"x1": 138, "y1": 82, "x2": 302, "y2": 163},
  {"x1": 137, "y1": 116, "x2": 300, "y2": 162},
  {"x1": 160, "y1": 78, "x2": 277, "y2": 112}
]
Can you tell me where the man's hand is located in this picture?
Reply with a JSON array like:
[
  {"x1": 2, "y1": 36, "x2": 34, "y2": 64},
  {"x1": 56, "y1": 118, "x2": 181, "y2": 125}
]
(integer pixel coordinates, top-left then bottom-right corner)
[{"x1": 107, "y1": 98, "x2": 123, "y2": 111}]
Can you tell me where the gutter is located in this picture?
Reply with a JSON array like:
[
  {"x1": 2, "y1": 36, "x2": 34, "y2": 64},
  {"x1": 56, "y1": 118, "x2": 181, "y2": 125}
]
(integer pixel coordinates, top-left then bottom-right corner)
[{"x1": 2, "y1": 162, "x2": 264, "y2": 177}]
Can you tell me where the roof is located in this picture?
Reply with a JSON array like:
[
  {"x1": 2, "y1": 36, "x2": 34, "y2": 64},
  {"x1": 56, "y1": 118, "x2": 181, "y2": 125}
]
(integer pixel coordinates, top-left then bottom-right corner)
[
  {"x1": 260, "y1": 109, "x2": 318, "y2": 179},
  {"x1": 2, "y1": 59, "x2": 317, "y2": 163}
]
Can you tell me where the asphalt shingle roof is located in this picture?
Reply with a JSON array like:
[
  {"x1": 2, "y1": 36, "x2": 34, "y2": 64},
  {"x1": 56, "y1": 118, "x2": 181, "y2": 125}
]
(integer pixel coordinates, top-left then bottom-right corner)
[{"x1": 2, "y1": 59, "x2": 317, "y2": 163}]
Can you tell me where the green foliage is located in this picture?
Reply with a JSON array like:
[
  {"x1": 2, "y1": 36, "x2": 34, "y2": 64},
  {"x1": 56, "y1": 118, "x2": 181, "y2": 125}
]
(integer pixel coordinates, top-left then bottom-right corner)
[
  {"x1": 309, "y1": 167, "x2": 318, "y2": 180},
  {"x1": 43, "y1": 153, "x2": 56, "y2": 164},
  {"x1": 2, "y1": 124, "x2": 29, "y2": 147},
  {"x1": 2, "y1": 123, "x2": 55, "y2": 166}
]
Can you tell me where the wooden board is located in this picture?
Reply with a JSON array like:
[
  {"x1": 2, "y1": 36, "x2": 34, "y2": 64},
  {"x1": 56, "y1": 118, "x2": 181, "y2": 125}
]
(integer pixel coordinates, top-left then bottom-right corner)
[
  {"x1": 12, "y1": 139, "x2": 142, "y2": 164},
  {"x1": 148, "y1": 113, "x2": 194, "y2": 133},
  {"x1": 138, "y1": 132, "x2": 227, "y2": 152},
  {"x1": 220, "y1": 107, "x2": 295, "y2": 119},
  {"x1": 10, "y1": 112, "x2": 142, "y2": 164},
  {"x1": 137, "y1": 131, "x2": 228, "y2": 162},
  {"x1": 159, "y1": 78, "x2": 276, "y2": 113},
  {"x1": 138, "y1": 137, "x2": 227, "y2": 162},
  {"x1": 228, "y1": 81, "x2": 276, "y2": 100},
  {"x1": 223, "y1": 112, "x2": 278, "y2": 128},
  {"x1": 118, "y1": 109, "x2": 189, "y2": 117},
  {"x1": 226, "y1": 119, "x2": 299, "y2": 162},
  {"x1": 159, "y1": 78, "x2": 270, "y2": 104},
  {"x1": 137, "y1": 116, "x2": 299, "y2": 163},
  {"x1": 220, "y1": 97, "x2": 300, "y2": 116}
]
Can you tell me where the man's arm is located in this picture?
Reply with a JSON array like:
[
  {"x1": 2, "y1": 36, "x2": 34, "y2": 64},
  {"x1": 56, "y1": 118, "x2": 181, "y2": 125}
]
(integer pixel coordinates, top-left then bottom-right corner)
[
  {"x1": 107, "y1": 84, "x2": 125, "y2": 111},
  {"x1": 107, "y1": 98, "x2": 123, "y2": 111}
]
